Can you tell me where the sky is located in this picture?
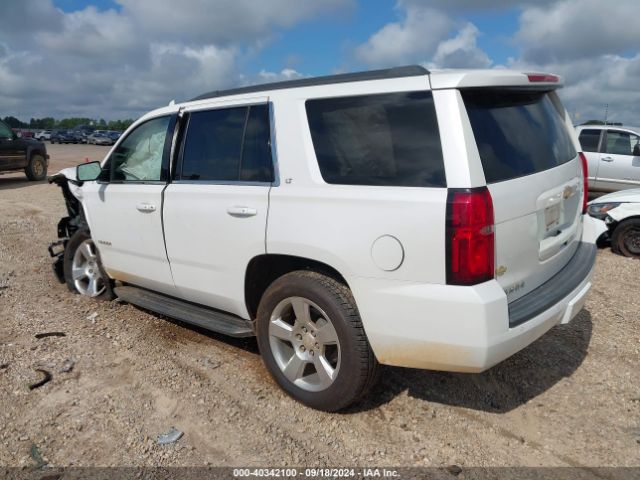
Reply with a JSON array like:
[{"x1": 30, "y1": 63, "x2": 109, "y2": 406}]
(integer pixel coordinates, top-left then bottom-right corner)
[{"x1": 1, "y1": 0, "x2": 639, "y2": 124}]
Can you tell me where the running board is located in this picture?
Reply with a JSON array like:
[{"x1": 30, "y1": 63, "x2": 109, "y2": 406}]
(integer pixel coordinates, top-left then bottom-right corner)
[{"x1": 114, "y1": 286, "x2": 254, "y2": 337}]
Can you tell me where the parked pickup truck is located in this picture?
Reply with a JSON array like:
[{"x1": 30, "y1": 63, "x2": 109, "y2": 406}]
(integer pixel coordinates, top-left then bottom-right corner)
[
  {"x1": 576, "y1": 125, "x2": 640, "y2": 192},
  {"x1": 0, "y1": 118, "x2": 49, "y2": 180}
]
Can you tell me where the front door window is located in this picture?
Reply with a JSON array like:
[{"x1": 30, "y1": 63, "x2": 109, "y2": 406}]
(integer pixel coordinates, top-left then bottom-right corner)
[{"x1": 110, "y1": 116, "x2": 171, "y2": 182}]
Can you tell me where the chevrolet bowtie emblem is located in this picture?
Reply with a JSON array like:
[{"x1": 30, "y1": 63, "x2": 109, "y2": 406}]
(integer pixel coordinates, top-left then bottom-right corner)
[{"x1": 563, "y1": 185, "x2": 575, "y2": 199}]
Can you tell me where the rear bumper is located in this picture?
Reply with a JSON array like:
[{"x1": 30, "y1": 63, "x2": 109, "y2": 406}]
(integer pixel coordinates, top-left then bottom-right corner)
[
  {"x1": 350, "y1": 239, "x2": 598, "y2": 373},
  {"x1": 508, "y1": 242, "x2": 595, "y2": 327}
]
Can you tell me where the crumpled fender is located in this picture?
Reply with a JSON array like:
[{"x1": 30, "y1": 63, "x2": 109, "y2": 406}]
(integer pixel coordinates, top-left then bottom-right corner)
[
  {"x1": 607, "y1": 203, "x2": 640, "y2": 222},
  {"x1": 581, "y1": 214, "x2": 608, "y2": 244},
  {"x1": 48, "y1": 167, "x2": 83, "y2": 201}
]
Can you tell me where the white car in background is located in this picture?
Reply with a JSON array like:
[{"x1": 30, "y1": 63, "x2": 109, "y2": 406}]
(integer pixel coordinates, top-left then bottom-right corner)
[
  {"x1": 36, "y1": 130, "x2": 52, "y2": 141},
  {"x1": 588, "y1": 189, "x2": 640, "y2": 258},
  {"x1": 576, "y1": 125, "x2": 640, "y2": 192}
]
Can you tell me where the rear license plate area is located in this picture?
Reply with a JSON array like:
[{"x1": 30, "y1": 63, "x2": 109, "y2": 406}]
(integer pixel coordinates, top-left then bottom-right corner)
[{"x1": 545, "y1": 203, "x2": 561, "y2": 233}]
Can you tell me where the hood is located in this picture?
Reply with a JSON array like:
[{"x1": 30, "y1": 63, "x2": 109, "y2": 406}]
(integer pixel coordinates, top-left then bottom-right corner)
[
  {"x1": 588, "y1": 189, "x2": 640, "y2": 204},
  {"x1": 24, "y1": 137, "x2": 45, "y2": 147},
  {"x1": 49, "y1": 166, "x2": 77, "y2": 182},
  {"x1": 48, "y1": 167, "x2": 84, "y2": 201}
]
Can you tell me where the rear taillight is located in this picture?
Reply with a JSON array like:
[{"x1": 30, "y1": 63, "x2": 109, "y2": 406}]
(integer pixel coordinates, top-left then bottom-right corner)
[
  {"x1": 446, "y1": 187, "x2": 495, "y2": 285},
  {"x1": 579, "y1": 152, "x2": 589, "y2": 214}
]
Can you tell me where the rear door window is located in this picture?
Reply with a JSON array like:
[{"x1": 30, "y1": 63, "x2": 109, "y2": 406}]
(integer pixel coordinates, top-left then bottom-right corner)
[
  {"x1": 578, "y1": 129, "x2": 602, "y2": 153},
  {"x1": 605, "y1": 130, "x2": 640, "y2": 156},
  {"x1": 305, "y1": 91, "x2": 446, "y2": 187},
  {"x1": 180, "y1": 104, "x2": 274, "y2": 183},
  {"x1": 462, "y1": 90, "x2": 576, "y2": 183}
]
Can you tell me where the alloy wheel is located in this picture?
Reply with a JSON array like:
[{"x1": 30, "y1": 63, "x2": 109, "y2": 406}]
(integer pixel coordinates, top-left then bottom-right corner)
[
  {"x1": 268, "y1": 296, "x2": 341, "y2": 392},
  {"x1": 71, "y1": 239, "x2": 107, "y2": 297}
]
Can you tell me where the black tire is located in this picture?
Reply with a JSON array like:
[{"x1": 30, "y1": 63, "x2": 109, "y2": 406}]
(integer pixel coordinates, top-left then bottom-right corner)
[
  {"x1": 256, "y1": 271, "x2": 378, "y2": 411},
  {"x1": 611, "y1": 218, "x2": 640, "y2": 258},
  {"x1": 24, "y1": 154, "x2": 47, "y2": 181},
  {"x1": 63, "y1": 230, "x2": 114, "y2": 300}
]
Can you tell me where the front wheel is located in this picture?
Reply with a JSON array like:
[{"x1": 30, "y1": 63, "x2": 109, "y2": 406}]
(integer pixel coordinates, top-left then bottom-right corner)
[
  {"x1": 63, "y1": 230, "x2": 114, "y2": 300},
  {"x1": 612, "y1": 218, "x2": 640, "y2": 258},
  {"x1": 256, "y1": 271, "x2": 378, "y2": 411},
  {"x1": 25, "y1": 154, "x2": 47, "y2": 181}
]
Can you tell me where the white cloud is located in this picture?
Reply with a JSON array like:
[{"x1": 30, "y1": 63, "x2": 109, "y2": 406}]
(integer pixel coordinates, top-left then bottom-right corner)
[
  {"x1": 255, "y1": 68, "x2": 303, "y2": 83},
  {"x1": 117, "y1": 0, "x2": 353, "y2": 45},
  {"x1": 0, "y1": 0, "x2": 353, "y2": 120},
  {"x1": 354, "y1": 2, "x2": 492, "y2": 70},
  {"x1": 516, "y1": 0, "x2": 640, "y2": 63},
  {"x1": 429, "y1": 23, "x2": 491, "y2": 69},
  {"x1": 508, "y1": 54, "x2": 640, "y2": 125},
  {"x1": 355, "y1": 5, "x2": 452, "y2": 67},
  {"x1": 509, "y1": 0, "x2": 640, "y2": 125}
]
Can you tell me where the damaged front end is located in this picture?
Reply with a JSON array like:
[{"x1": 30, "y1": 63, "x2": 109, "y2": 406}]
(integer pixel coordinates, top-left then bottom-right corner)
[{"x1": 48, "y1": 168, "x2": 87, "y2": 283}]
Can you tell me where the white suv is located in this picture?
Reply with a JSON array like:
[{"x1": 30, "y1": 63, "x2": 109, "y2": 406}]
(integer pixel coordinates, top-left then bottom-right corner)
[{"x1": 49, "y1": 66, "x2": 605, "y2": 411}]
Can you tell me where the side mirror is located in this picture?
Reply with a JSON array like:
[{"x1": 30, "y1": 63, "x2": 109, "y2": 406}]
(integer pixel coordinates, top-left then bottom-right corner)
[
  {"x1": 633, "y1": 143, "x2": 640, "y2": 156},
  {"x1": 76, "y1": 161, "x2": 102, "y2": 183}
]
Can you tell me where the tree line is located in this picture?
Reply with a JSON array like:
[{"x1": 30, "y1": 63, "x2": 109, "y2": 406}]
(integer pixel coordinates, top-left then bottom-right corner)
[{"x1": 2, "y1": 116, "x2": 135, "y2": 131}]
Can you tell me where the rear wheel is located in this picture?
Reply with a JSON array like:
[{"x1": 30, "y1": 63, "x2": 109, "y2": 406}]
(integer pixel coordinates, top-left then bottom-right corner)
[
  {"x1": 256, "y1": 271, "x2": 378, "y2": 411},
  {"x1": 63, "y1": 230, "x2": 114, "y2": 300},
  {"x1": 612, "y1": 218, "x2": 640, "y2": 258},
  {"x1": 25, "y1": 154, "x2": 47, "y2": 181}
]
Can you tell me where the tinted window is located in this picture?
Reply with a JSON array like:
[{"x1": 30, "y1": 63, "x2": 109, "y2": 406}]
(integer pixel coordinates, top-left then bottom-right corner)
[
  {"x1": 605, "y1": 130, "x2": 640, "y2": 156},
  {"x1": 463, "y1": 90, "x2": 577, "y2": 183},
  {"x1": 180, "y1": 105, "x2": 273, "y2": 182},
  {"x1": 306, "y1": 91, "x2": 446, "y2": 187},
  {"x1": 111, "y1": 116, "x2": 171, "y2": 182},
  {"x1": 240, "y1": 105, "x2": 274, "y2": 182},
  {"x1": 579, "y1": 129, "x2": 601, "y2": 153},
  {"x1": 181, "y1": 108, "x2": 245, "y2": 181}
]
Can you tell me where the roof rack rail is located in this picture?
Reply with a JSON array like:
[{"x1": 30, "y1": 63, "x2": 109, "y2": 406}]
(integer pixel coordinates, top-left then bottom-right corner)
[{"x1": 190, "y1": 65, "x2": 429, "y2": 102}]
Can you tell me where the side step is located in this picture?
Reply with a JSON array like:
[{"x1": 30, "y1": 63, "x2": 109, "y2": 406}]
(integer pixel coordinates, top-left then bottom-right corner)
[{"x1": 114, "y1": 286, "x2": 254, "y2": 338}]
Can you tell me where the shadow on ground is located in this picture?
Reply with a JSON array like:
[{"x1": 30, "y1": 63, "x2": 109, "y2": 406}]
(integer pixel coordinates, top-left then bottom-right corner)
[
  {"x1": 0, "y1": 176, "x2": 46, "y2": 191},
  {"x1": 122, "y1": 298, "x2": 592, "y2": 414},
  {"x1": 356, "y1": 310, "x2": 593, "y2": 413}
]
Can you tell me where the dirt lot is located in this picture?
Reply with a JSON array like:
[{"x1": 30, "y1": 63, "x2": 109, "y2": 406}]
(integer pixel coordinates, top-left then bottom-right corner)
[{"x1": 0, "y1": 144, "x2": 638, "y2": 470}]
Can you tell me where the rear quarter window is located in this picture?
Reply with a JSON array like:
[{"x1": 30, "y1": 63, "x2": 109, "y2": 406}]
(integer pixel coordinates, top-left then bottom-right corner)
[
  {"x1": 462, "y1": 90, "x2": 576, "y2": 184},
  {"x1": 305, "y1": 91, "x2": 446, "y2": 188},
  {"x1": 578, "y1": 129, "x2": 602, "y2": 152}
]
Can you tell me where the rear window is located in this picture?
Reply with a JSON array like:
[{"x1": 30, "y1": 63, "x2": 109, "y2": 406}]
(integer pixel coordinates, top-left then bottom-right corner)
[
  {"x1": 305, "y1": 91, "x2": 446, "y2": 187},
  {"x1": 462, "y1": 90, "x2": 576, "y2": 184}
]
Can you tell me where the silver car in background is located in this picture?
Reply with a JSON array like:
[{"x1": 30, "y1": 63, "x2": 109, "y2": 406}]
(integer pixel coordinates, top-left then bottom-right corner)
[{"x1": 576, "y1": 125, "x2": 640, "y2": 192}]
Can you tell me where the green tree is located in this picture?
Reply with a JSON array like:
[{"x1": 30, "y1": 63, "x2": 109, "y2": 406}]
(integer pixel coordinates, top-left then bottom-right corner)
[{"x1": 2, "y1": 116, "x2": 27, "y2": 128}]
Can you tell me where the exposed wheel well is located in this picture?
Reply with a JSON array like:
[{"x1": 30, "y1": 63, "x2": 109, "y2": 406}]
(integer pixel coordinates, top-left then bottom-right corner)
[
  {"x1": 245, "y1": 254, "x2": 349, "y2": 320},
  {"x1": 29, "y1": 149, "x2": 46, "y2": 160}
]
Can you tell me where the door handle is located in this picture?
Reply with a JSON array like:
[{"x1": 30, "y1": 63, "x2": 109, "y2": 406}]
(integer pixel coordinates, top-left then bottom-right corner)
[
  {"x1": 227, "y1": 206, "x2": 257, "y2": 218},
  {"x1": 601, "y1": 157, "x2": 614, "y2": 162},
  {"x1": 136, "y1": 202, "x2": 156, "y2": 213}
]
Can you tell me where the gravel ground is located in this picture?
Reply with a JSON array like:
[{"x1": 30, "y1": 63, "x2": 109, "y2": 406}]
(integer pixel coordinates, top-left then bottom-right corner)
[{"x1": 0, "y1": 144, "x2": 638, "y2": 469}]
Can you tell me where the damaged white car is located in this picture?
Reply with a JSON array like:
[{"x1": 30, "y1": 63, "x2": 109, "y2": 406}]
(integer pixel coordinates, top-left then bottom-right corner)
[
  {"x1": 588, "y1": 189, "x2": 640, "y2": 258},
  {"x1": 48, "y1": 66, "x2": 607, "y2": 411}
]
